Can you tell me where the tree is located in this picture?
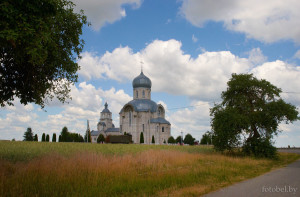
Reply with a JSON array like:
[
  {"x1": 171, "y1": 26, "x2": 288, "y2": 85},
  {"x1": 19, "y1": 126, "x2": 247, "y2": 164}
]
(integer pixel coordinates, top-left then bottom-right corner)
[
  {"x1": 33, "y1": 134, "x2": 38, "y2": 141},
  {"x1": 23, "y1": 127, "x2": 34, "y2": 141},
  {"x1": 61, "y1": 126, "x2": 70, "y2": 142},
  {"x1": 167, "y1": 136, "x2": 175, "y2": 144},
  {"x1": 175, "y1": 136, "x2": 182, "y2": 144},
  {"x1": 211, "y1": 73, "x2": 299, "y2": 157},
  {"x1": 46, "y1": 134, "x2": 50, "y2": 142},
  {"x1": 84, "y1": 129, "x2": 91, "y2": 142},
  {"x1": 200, "y1": 131, "x2": 212, "y2": 145},
  {"x1": 52, "y1": 133, "x2": 56, "y2": 142},
  {"x1": 151, "y1": 135, "x2": 155, "y2": 144},
  {"x1": 0, "y1": 0, "x2": 87, "y2": 108},
  {"x1": 97, "y1": 134, "x2": 105, "y2": 143},
  {"x1": 184, "y1": 134, "x2": 195, "y2": 145},
  {"x1": 42, "y1": 133, "x2": 46, "y2": 142},
  {"x1": 58, "y1": 135, "x2": 62, "y2": 142},
  {"x1": 140, "y1": 132, "x2": 144, "y2": 144}
]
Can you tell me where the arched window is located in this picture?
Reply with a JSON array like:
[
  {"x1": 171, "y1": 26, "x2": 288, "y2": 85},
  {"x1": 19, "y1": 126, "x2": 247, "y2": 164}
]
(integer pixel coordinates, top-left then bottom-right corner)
[
  {"x1": 136, "y1": 90, "x2": 138, "y2": 98},
  {"x1": 162, "y1": 127, "x2": 164, "y2": 132},
  {"x1": 142, "y1": 90, "x2": 145, "y2": 98},
  {"x1": 158, "y1": 109, "x2": 161, "y2": 117}
]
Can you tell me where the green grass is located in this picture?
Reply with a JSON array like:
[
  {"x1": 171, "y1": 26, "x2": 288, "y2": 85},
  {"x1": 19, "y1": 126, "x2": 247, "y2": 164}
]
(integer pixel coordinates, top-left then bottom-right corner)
[{"x1": 0, "y1": 141, "x2": 299, "y2": 197}]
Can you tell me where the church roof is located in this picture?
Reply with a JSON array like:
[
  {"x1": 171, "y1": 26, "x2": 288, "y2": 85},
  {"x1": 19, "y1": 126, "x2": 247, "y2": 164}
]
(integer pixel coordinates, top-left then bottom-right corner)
[
  {"x1": 101, "y1": 102, "x2": 111, "y2": 113},
  {"x1": 121, "y1": 99, "x2": 158, "y2": 113},
  {"x1": 132, "y1": 71, "x2": 152, "y2": 88},
  {"x1": 106, "y1": 128, "x2": 120, "y2": 132},
  {"x1": 91, "y1": 130, "x2": 100, "y2": 136},
  {"x1": 150, "y1": 117, "x2": 171, "y2": 125}
]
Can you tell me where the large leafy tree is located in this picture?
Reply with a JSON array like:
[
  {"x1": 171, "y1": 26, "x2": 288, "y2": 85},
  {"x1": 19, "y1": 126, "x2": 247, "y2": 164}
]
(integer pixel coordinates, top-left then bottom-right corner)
[
  {"x1": 183, "y1": 133, "x2": 195, "y2": 145},
  {"x1": 211, "y1": 74, "x2": 299, "y2": 156},
  {"x1": 200, "y1": 131, "x2": 212, "y2": 145},
  {"x1": 23, "y1": 127, "x2": 34, "y2": 141},
  {"x1": 0, "y1": 0, "x2": 87, "y2": 108}
]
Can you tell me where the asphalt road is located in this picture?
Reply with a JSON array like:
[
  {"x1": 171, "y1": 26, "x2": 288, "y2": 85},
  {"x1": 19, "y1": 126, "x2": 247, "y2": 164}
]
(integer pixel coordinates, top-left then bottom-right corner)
[{"x1": 204, "y1": 149, "x2": 300, "y2": 197}]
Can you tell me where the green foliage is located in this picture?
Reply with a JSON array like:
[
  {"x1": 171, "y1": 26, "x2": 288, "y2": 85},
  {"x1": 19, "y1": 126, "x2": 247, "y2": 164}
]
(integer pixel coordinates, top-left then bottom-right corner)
[
  {"x1": 52, "y1": 133, "x2": 56, "y2": 142},
  {"x1": 84, "y1": 129, "x2": 91, "y2": 142},
  {"x1": 243, "y1": 137, "x2": 278, "y2": 159},
  {"x1": 23, "y1": 127, "x2": 34, "y2": 141},
  {"x1": 33, "y1": 134, "x2": 38, "y2": 141},
  {"x1": 211, "y1": 73, "x2": 299, "y2": 156},
  {"x1": 168, "y1": 136, "x2": 175, "y2": 144},
  {"x1": 97, "y1": 134, "x2": 105, "y2": 143},
  {"x1": 60, "y1": 126, "x2": 84, "y2": 142},
  {"x1": 175, "y1": 136, "x2": 182, "y2": 144},
  {"x1": 46, "y1": 134, "x2": 50, "y2": 142},
  {"x1": 151, "y1": 135, "x2": 155, "y2": 144},
  {"x1": 42, "y1": 133, "x2": 46, "y2": 142},
  {"x1": 200, "y1": 131, "x2": 212, "y2": 145},
  {"x1": 58, "y1": 135, "x2": 62, "y2": 142},
  {"x1": 0, "y1": 0, "x2": 87, "y2": 108},
  {"x1": 140, "y1": 132, "x2": 144, "y2": 144},
  {"x1": 184, "y1": 134, "x2": 195, "y2": 145}
]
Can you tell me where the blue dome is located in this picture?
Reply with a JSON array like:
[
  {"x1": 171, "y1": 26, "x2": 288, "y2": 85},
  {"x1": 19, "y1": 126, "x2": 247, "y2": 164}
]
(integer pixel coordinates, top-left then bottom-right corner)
[
  {"x1": 132, "y1": 71, "x2": 152, "y2": 88},
  {"x1": 121, "y1": 99, "x2": 158, "y2": 113},
  {"x1": 101, "y1": 102, "x2": 111, "y2": 113}
]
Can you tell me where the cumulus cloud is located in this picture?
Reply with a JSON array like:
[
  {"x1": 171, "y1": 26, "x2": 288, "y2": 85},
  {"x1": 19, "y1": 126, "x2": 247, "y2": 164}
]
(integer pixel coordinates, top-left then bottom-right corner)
[
  {"x1": 78, "y1": 39, "x2": 251, "y2": 101},
  {"x1": 168, "y1": 100, "x2": 211, "y2": 140},
  {"x1": 72, "y1": 0, "x2": 141, "y2": 31},
  {"x1": 180, "y1": 0, "x2": 300, "y2": 43},
  {"x1": 0, "y1": 83, "x2": 132, "y2": 141},
  {"x1": 251, "y1": 60, "x2": 300, "y2": 105}
]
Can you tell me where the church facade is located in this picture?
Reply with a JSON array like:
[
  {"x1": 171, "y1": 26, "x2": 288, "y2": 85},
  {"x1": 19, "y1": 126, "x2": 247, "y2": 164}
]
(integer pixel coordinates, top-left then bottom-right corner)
[{"x1": 91, "y1": 71, "x2": 171, "y2": 144}]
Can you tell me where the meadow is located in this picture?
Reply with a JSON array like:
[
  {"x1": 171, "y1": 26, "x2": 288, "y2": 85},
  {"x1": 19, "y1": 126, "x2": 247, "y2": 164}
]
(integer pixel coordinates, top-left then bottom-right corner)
[{"x1": 0, "y1": 141, "x2": 299, "y2": 197}]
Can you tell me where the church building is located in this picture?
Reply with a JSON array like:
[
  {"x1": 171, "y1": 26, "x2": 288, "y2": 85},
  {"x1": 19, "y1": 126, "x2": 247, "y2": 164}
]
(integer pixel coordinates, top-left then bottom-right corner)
[
  {"x1": 91, "y1": 71, "x2": 171, "y2": 144},
  {"x1": 119, "y1": 71, "x2": 171, "y2": 144}
]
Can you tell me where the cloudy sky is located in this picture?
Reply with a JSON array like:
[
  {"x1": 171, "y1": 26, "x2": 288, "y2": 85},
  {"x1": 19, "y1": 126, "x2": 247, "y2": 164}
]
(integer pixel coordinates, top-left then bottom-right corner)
[{"x1": 1, "y1": 0, "x2": 300, "y2": 147}]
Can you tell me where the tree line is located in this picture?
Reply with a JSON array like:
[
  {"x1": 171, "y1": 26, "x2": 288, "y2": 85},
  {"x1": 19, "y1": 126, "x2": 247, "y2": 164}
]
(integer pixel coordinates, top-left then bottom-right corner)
[{"x1": 23, "y1": 126, "x2": 90, "y2": 142}]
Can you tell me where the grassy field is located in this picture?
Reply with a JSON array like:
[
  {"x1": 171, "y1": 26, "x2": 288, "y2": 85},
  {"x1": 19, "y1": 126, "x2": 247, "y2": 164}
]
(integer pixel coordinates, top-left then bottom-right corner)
[{"x1": 0, "y1": 141, "x2": 299, "y2": 197}]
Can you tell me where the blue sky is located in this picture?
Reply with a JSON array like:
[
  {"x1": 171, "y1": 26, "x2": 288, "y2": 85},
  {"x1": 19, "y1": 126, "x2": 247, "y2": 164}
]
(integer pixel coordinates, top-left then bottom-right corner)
[{"x1": 1, "y1": 0, "x2": 300, "y2": 147}]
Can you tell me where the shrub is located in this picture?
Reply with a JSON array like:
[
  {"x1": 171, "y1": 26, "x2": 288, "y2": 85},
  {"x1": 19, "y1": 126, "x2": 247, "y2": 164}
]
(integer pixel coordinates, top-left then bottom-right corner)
[
  {"x1": 151, "y1": 135, "x2": 155, "y2": 144},
  {"x1": 242, "y1": 137, "x2": 277, "y2": 159},
  {"x1": 168, "y1": 136, "x2": 175, "y2": 144},
  {"x1": 42, "y1": 133, "x2": 46, "y2": 142},
  {"x1": 140, "y1": 132, "x2": 144, "y2": 144}
]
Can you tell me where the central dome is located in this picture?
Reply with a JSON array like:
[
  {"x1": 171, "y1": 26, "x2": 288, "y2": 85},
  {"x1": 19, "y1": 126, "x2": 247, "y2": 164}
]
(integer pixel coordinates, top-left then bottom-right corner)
[{"x1": 132, "y1": 71, "x2": 152, "y2": 88}]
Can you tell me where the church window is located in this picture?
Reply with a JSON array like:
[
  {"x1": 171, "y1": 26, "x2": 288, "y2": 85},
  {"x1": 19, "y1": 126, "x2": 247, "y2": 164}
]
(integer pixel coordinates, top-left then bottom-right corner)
[
  {"x1": 136, "y1": 90, "x2": 138, "y2": 98},
  {"x1": 142, "y1": 90, "x2": 145, "y2": 98},
  {"x1": 158, "y1": 109, "x2": 161, "y2": 117},
  {"x1": 129, "y1": 111, "x2": 132, "y2": 127},
  {"x1": 162, "y1": 127, "x2": 164, "y2": 132}
]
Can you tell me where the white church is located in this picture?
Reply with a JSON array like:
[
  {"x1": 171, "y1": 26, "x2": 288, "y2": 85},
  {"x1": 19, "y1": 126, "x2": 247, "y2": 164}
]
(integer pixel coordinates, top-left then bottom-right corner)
[{"x1": 91, "y1": 71, "x2": 171, "y2": 144}]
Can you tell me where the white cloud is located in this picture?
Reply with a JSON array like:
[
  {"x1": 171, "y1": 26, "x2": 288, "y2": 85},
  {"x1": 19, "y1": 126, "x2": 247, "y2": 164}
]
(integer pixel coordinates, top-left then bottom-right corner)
[
  {"x1": 251, "y1": 60, "x2": 300, "y2": 105},
  {"x1": 168, "y1": 100, "x2": 211, "y2": 140},
  {"x1": 248, "y1": 48, "x2": 267, "y2": 66},
  {"x1": 78, "y1": 39, "x2": 251, "y2": 101},
  {"x1": 180, "y1": 0, "x2": 300, "y2": 43},
  {"x1": 72, "y1": 0, "x2": 141, "y2": 31},
  {"x1": 0, "y1": 83, "x2": 131, "y2": 141},
  {"x1": 294, "y1": 50, "x2": 300, "y2": 59},
  {"x1": 192, "y1": 34, "x2": 198, "y2": 43}
]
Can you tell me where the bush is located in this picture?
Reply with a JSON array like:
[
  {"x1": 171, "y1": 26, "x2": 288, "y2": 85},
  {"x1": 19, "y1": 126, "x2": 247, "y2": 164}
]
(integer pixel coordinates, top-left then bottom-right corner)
[
  {"x1": 151, "y1": 135, "x2": 155, "y2": 144},
  {"x1": 242, "y1": 137, "x2": 277, "y2": 159},
  {"x1": 97, "y1": 134, "x2": 105, "y2": 143},
  {"x1": 46, "y1": 134, "x2": 50, "y2": 142},
  {"x1": 140, "y1": 132, "x2": 144, "y2": 144},
  {"x1": 42, "y1": 133, "x2": 46, "y2": 142},
  {"x1": 168, "y1": 136, "x2": 175, "y2": 144},
  {"x1": 52, "y1": 133, "x2": 56, "y2": 142}
]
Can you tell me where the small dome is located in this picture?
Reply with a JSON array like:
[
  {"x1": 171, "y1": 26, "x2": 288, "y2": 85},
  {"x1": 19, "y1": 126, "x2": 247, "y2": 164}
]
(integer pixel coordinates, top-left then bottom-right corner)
[
  {"x1": 132, "y1": 71, "x2": 152, "y2": 88},
  {"x1": 101, "y1": 102, "x2": 111, "y2": 113}
]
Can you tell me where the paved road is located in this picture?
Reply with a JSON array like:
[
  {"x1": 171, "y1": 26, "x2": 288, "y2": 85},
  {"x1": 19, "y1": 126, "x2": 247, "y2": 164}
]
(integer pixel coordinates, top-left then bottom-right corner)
[{"x1": 204, "y1": 149, "x2": 300, "y2": 197}]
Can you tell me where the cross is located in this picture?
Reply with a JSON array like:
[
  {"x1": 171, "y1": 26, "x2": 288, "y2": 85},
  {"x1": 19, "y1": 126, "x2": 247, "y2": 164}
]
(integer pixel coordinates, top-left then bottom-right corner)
[{"x1": 140, "y1": 61, "x2": 144, "y2": 72}]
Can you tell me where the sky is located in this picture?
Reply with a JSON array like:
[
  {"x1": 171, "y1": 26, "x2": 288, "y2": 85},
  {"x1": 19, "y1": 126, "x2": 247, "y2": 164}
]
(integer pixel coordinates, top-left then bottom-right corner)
[{"x1": 1, "y1": 0, "x2": 300, "y2": 147}]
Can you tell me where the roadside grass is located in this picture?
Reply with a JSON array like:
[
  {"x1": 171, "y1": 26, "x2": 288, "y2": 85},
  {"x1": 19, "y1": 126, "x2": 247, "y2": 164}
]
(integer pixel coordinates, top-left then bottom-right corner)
[{"x1": 0, "y1": 141, "x2": 299, "y2": 197}]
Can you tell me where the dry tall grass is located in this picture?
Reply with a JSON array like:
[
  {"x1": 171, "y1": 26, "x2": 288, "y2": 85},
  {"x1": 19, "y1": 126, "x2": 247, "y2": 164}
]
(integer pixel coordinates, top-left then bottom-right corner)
[{"x1": 0, "y1": 144, "x2": 299, "y2": 197}]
